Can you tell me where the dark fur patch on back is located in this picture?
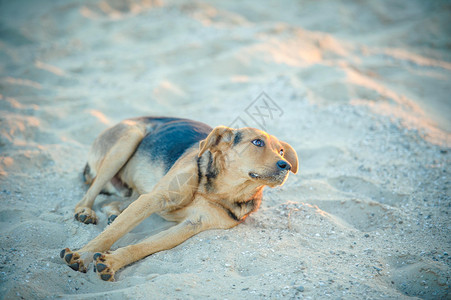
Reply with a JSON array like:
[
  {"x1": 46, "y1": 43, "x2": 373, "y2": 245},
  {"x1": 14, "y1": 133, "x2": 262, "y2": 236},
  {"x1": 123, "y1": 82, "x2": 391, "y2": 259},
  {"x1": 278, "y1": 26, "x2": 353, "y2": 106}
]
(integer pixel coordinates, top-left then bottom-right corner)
[{"x1": 136, "y1": 119, "x2": 212, "y2": 173}]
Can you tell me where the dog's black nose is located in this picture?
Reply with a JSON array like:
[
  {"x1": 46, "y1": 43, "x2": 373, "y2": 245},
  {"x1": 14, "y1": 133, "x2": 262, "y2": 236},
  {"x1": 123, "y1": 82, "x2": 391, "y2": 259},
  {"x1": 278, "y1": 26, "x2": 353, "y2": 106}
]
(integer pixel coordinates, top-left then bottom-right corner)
[{"x1": 277, "y1": 160, "x2": 291, "y2": 171}]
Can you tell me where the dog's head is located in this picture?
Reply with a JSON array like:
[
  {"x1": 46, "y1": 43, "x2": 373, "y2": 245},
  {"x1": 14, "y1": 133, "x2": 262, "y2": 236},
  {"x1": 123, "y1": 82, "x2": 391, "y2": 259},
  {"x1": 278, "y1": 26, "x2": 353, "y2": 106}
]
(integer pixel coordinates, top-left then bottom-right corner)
[{"x1": 199, "y1": 126, "x2": 298, "y2": 187}]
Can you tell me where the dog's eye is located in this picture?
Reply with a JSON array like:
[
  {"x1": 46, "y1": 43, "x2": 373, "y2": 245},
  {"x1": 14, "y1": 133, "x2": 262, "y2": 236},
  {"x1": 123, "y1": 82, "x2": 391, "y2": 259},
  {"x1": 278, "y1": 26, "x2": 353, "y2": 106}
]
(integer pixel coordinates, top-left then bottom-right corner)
[
  {"x1": 252, "y1": 139, "x2": 265, "y2": 147},
  {"x1": 280, "y1": 149, "x2": 284, "y2": 156}
]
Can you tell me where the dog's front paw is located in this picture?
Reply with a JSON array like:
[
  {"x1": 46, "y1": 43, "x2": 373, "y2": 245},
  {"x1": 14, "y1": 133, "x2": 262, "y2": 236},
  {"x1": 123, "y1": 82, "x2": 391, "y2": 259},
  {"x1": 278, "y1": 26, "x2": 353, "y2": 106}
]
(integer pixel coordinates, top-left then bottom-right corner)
[
  {"x1": 74, "y1": 207, "x2": 97, "y2": 224},
  {"x1": 60, "y1": 248, "x2": 89, "y2": 273},
  {"x1": 93, "y1": 252, "x2": 117, "y2": 281}
]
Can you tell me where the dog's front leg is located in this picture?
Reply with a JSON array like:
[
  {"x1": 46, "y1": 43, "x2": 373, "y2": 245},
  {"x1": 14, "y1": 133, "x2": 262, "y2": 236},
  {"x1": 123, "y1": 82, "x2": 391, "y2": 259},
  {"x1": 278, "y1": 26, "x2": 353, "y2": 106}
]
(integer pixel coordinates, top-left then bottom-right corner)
[
  {"x1": 92, "y1": 204, "x2": 234, "y2": 281},
  {"x1": 61, "y1": 191, "x2": 167, "y2": 273}
]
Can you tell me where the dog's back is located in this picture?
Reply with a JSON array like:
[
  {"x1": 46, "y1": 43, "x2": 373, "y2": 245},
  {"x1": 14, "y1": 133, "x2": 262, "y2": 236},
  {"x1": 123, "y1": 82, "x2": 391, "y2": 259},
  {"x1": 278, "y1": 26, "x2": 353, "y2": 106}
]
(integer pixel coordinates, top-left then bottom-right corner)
[
  {"x1": 136, "y1": 117, "x2": 212, "y2": 173},
  {"x1": 85, "y1": 117, "x2": 212, "y2": 196}
]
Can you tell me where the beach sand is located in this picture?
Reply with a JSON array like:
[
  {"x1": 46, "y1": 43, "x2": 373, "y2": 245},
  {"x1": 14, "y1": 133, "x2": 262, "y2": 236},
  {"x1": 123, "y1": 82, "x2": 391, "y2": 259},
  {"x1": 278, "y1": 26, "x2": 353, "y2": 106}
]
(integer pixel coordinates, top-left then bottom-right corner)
[{"x1": 0, "y1": 0, "x2": 450, "y2": 299}]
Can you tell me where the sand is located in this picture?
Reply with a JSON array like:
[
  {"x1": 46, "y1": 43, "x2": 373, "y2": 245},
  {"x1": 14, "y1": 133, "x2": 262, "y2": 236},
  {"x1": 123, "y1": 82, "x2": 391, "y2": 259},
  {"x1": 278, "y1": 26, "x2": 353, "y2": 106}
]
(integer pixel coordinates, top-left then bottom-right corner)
[{"x1": 0, "y1": 0, "x2": 450, "y2": 299}]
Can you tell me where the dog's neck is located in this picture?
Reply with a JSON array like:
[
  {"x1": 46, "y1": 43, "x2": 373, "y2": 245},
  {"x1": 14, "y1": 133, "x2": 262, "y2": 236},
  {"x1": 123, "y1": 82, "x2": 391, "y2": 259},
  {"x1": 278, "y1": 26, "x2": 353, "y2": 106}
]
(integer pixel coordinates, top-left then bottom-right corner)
[{"x1": 196, "y1": 150, "x2": 265, "y2": 221}]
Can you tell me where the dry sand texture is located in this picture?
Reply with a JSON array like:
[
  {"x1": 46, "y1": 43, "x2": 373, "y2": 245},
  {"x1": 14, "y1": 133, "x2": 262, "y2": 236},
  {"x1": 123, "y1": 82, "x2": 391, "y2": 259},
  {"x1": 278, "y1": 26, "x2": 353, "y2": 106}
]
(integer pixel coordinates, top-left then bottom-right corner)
[{"x1": 0, "y1": 0, "x2": 450, "y2": 299}]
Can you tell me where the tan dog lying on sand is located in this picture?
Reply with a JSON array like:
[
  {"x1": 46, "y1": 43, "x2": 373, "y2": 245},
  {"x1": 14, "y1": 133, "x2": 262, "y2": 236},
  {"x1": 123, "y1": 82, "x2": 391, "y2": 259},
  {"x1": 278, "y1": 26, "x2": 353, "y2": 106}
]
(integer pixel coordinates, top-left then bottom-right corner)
[{"x1": 60, "y1": 117, "x2": 298, "y2": 281}]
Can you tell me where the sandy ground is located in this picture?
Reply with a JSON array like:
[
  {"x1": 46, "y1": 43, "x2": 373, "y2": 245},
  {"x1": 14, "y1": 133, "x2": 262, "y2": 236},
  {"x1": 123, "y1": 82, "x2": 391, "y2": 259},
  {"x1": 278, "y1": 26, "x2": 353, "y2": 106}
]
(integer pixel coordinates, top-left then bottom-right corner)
[{"x1": 1, "y1": 0, "x2": 450, "y2": 299}]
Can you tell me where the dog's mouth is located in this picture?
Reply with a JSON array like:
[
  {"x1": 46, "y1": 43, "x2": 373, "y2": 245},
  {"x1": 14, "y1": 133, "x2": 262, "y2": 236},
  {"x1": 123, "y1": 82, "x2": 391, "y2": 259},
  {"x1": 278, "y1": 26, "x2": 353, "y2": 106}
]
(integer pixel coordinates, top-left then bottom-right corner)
[{"x1": 248, "y1": 171, "x2": 288, "y2": 186}]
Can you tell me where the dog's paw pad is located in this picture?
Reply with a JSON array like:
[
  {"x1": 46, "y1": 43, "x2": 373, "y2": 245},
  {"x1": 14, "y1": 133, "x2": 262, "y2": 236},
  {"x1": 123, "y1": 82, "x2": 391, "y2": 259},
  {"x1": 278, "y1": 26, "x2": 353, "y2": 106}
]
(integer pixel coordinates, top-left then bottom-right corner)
[
  {"x1": 74, "y1": 208, "x2": 97, "y2": 225},
  {"x1": 94, "y1": 253, "x2": 116, "y2": 281},
  {"x1": 96, "y1": 263, "x2": 108, "y2": 272},
  {"x1": 107, "y1": 214, "x2": 117, "y2": 225},
  {"x1": 69, "y1": 262, "x2": 80, "y2": 271},
  {"x1": 64, "y1": 253, "x2": 74, "y2": 264},
  {"x1": 93, "y1": 253, "x2": 102, "y2": 261},
  {"x1": 101, "y1": 274, "x2": 112, "y2": 281},
  {"x1": 60, "y1": 248, "x2": 87, "y2": 273}
]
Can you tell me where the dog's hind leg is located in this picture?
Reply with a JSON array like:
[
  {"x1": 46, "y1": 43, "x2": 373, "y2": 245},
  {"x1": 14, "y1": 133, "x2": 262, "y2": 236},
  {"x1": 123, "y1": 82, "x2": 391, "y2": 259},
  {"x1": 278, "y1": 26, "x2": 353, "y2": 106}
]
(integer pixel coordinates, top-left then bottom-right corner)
[{"x1": 74, "y1": 125, "x2": 145, "y2": 224}]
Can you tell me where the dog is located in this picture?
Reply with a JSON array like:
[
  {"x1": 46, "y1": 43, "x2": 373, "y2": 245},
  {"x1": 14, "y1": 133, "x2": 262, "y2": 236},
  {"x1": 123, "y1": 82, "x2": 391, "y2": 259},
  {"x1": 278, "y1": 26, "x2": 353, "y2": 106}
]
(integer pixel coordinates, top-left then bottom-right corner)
[{"x1": 60, "y1": 117, "x2": 298, "y2": 281}]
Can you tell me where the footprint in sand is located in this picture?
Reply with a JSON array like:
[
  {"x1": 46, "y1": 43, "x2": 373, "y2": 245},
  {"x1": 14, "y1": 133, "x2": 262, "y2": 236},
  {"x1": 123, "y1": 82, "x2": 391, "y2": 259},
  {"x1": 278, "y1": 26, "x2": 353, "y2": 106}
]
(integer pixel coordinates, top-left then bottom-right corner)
[
  {"x1": 286, "y1": 177, "x2": 401, "y2": 232},
  {"x1": 327, "y1": 175, "x2": 408, "y2": 206},
  {"x1": 313, "y1": 175, "x2": 408, "y2": 232},
  {"x1": 384, "y1": 254, "x2": 449, "y2": 299},
  {"x1": 313, "y1": 199, "x2": 395, "y2": 232}
]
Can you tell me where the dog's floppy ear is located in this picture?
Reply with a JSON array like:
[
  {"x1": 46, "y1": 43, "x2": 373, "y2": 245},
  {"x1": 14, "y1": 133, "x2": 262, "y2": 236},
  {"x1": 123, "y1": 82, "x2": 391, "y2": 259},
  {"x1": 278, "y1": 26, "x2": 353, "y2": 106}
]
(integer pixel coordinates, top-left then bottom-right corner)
[
  {"x1": 280, "y1": 141, "x2": 298, "y2": 174},
  {"x1": 199, "y1": 126, "x2": 235, "y2": 157}
]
